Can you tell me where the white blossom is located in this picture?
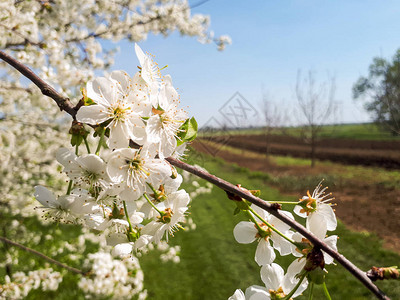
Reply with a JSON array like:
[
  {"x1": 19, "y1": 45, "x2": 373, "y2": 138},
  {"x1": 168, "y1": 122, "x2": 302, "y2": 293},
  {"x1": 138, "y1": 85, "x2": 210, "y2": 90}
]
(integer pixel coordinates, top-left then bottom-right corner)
[{"x1": 294, "y1": 180, "x2": 337, "y2": 232}]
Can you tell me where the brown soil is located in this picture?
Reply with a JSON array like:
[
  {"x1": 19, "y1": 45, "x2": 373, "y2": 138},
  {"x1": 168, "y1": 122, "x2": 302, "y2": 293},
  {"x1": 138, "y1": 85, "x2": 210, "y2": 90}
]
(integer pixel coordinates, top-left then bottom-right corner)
[
  {"x1": 205, "y1": 135, "x2": 400, "y2": 169},
  {"x1": 192, "y1": 140, "x2": 400, "y2": 253}
]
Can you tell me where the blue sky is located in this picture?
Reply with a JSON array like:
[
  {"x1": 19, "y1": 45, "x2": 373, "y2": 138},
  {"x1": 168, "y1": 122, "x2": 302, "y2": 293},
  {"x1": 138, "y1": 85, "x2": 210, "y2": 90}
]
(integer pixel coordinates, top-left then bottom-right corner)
[{"x1": 110, "y1": 0, "x2": 400, "y2": 127}]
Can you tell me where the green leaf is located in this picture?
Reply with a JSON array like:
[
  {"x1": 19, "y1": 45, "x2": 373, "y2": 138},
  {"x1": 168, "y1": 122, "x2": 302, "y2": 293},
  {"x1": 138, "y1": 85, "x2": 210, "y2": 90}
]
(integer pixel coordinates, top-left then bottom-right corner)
[
  {"x1": 84, "y1": 97, "x2": 96, "y2": 106},
  {"x1": 233, "y1": 207, "x2": 241, "y2": 215},
  {"x1": 176, "y1": 117, "x2": 198, "y2": 146}
]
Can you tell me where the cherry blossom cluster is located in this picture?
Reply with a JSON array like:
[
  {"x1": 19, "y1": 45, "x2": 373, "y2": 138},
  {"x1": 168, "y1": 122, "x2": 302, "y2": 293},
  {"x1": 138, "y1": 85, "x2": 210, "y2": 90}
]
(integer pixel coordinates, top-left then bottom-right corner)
[
  {"x1": 0, "y1": 0, "x2": 230, "y2": 102},
  {"x1": 78, "y1": 252, "x2": 146, "y2": 300},
  {"x1": 34, "y1": 44, "x2": 196, "y2": 259},
  {"x1": 0, "y1": 268, "x2": 62, "y2": 299},
  {"x1": 229, "y1": 181, "x2": 338, "y2": 299}
]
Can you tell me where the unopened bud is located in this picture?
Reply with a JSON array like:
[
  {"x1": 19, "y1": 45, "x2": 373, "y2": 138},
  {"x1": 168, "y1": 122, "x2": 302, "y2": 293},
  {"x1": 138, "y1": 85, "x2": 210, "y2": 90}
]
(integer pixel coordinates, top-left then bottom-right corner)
[
  {"x1": 304, "y1": 247, "x2": 325, "y2": 272},
  {"x1": 366, "y1": 266, "x2": 400, "y2": 281},
  {"x1": 69, "y1": 120, "x2": 88, "y2": 136}
]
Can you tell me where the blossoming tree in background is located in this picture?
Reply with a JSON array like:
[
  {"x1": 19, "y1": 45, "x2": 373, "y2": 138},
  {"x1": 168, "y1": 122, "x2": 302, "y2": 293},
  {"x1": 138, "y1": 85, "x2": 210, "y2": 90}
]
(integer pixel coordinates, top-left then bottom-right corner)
[{"x1": 0, "y1": 1, "x2": 225, "y2": 298}]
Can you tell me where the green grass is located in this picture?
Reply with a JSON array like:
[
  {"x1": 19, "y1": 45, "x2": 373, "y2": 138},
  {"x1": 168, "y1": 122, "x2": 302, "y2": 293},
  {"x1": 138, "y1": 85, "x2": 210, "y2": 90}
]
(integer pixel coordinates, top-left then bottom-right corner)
[
  {"x1": 140, "y1": 152, "x2": 400, "y2": 299},
  {"x1": 268, "y1": 154, "x2": 400, "y2": 191},
  {"x1": 200, "y1": 123, "x2": 400, "y2": 141}
]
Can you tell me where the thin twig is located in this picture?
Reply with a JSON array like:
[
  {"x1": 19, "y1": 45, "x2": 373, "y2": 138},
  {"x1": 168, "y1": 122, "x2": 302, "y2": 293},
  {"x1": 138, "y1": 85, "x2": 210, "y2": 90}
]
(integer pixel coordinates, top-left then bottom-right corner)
[
  {"x1": 0, "y1": 236, "x2": 86, "y2": 275},
  {"x1": 0, "y1": 53, "x2": 390, "y2": 300},
  {"x1": 166, "y1": 156, "x2": 390, "y2": 300},
  {"x1": 0, "y1": 51, "x2": 77, "y2": 117}
]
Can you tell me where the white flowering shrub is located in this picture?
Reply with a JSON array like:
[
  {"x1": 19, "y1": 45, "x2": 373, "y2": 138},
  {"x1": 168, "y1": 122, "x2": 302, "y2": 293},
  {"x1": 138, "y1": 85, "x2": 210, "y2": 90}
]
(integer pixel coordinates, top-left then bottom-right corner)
[
  {"x1": 33, "y1": 44, "x2": 197, "y2": 259},
  {"x1": 0, "y1": 3, "x2": 226, "y2": 298},
  {"x1": 0, "y1": 268, "x2": 62, "y2": 299},
  {"x1": 78, "y1": 252, "x2": 146, "y2": 300}
]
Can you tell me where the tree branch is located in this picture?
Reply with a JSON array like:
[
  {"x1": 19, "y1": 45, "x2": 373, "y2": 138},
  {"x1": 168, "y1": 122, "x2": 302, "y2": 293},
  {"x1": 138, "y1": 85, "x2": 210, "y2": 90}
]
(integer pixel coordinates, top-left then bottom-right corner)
[
  {"x1": 0, "y1": 236, "x2": 86, "y2": 275},
  {"x1": 0, "y1": 51, "x2": 77, "y2": 118},
  {"x1": 0, "y1": 54, "x2": 390, "y2": 300},
  {"x1": 165, "y1": 157, "x2": 390, "y2": 300}
]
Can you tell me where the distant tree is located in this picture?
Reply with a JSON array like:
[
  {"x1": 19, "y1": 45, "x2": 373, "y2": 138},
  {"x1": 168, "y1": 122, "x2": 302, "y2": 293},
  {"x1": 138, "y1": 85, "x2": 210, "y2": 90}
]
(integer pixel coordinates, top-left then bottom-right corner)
[
  {"x1": 260, "y1": 92, "x2": 283, "y2": 159},
  {"x1": 296, "y1": 70, "x2": 337, "y2": 167},
  {"x1": 353, "y1": 50, "x2": 400, "y2": 135}
]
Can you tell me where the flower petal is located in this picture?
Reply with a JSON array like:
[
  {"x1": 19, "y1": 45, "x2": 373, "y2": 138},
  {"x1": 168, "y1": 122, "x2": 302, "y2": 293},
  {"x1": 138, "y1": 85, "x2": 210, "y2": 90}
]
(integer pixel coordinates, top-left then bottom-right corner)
[
  {"x1": 56, "y1": 148, "x2": 76, "y2": 167},
  {"x1": 228, "y1": 289, "x2": 245, "y2": 300},
  {"x1": 255, "y1": 239, "x2": 276, "y2": 266},
  {"x1": 112, "y1": 243, "x2": 133, "y2": 257},
  {"x1": 323, "y1": 235, "x2": 338, "y2": 265},
  {"x1": 76, "y1": 105, "x2": 109, "y2": 125},
  {"x1": 287, "y1": 258, "x2": 306, "y2": 284},
  {"x1": 307, "y1": 214, "x2": 328, "y2": 240},
  {"x1": 294, "y1": 205, "x2": 307, "y2": 218},
  {"x1": 34, "y1": 186, "x2": 57, "y2": 208},
  {"x1": 260, "y1": 263, "x2": 284, "y2": 290},
  {"x1": 318, "y1": 203, "x2": 337, "y2": 231},
  {"x1": 76, "y1": 154, "x2": 106, "y2": 174},
  {"x1": 233, "y1": 221, "x2": 257, "y2": 244},
  {"x1": 245, "y1": 285, "x2": 270, "y2": 300},
  {"x1": 108, "y1": 121, "x2": 130, "y2": 149}
]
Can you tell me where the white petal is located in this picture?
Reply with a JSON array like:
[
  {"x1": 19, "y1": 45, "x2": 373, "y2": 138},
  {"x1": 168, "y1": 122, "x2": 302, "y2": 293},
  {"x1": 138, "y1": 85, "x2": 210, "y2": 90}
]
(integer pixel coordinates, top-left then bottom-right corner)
[
  {"x1": 120, "y1": 187, "x2": 141, "y2": 202},
  {"x1": 76, "y1": 105, "x2": 109, "y2": 125},
  {"x1": 318, "y1": 204, "x2": 337, "y2": 231},
  {"x1": 76, "y1": 154, "x2": 106, "y2": 173},
  {"x1": 271, "y1": 233, "x2": 294, "y2": 256},
  {"x1": 260, "y1": 263, "x2": 284, "y2": 290},
  {"x1": 125, "y1": 118, "x2": 146, "y2": 145},
  {"x1": 134, "y1": 235, "x2": 152, "y2": 251},
  {"x1": 86, "y1": 80, "x2": 110, "y2": 107},
  {"x1": 106, "y1": 148, "x2": 134, "y2": 182},
  {"x1": 228, "y1": 289, "x2": 245, "y2": 300},
  {"x1": 112, "y1": 243, "x2": 133, "y2": 257},
  {"x1": 293, "y1": 205, "x2": 307, "y2": 218},
  {"x1": 255, "y1": 239, "x2": 276, "y2": 266},
  {"x1": 282, "y1": 273, "x2": 308, "y2": 297},
  {"x1": 245, "y1": 285, "x2": 270, "y2": 300},
  {"x1": 108, "y1": 121, "x2": 130, "y2": 149},
  {"x1": 141, "y1": 221, "x2": 161, "y2": 237},
  {"x1": 287, "y1": 258, "x2": 306, "y2": 283},
  {"x1": 106, "y1": 232, "x2": 128, "y2": 246},
  {"x1": 233, "y1": 221, "x2": 257, "y2": 244},
  {"x1": 110, "y1": 70, "x2": 131, "y2": 96},
  {"x1": 307, "y1": 214, "x2": 328, "y2": 240},
  {"x1": 57, "y1": 195, "x2": 77, "y2": 210},
  {"x1": 34, "y1": 186, "x2": 57, "y2": 208},
  {"x1": 323, "y1": 235, "x2": 338, "y2": 265},
  {"x1": 251, "y1": 204, "x2": 270, "y2": 221},
  {"x1": 135, "y1": 43, "x2": 146, "y2": 66},
  {"x1": 90, "y1": 77, "x2": 117, "y2": 105},
  {"x1": 84, "y1": 211, "x2": 109, "y2": 230},
  {"x1": 164, "y1": 174, "x2": 183, "y2": 194},
  {"x1": 129, "y1": 211, "x2": 144, "y2": 225},
  {"x1": 56, "y1": 148, "x2": 76, "y2": 167},
  {"x1": 269, "y1": 211, "x2": 293, "y2": 232}
]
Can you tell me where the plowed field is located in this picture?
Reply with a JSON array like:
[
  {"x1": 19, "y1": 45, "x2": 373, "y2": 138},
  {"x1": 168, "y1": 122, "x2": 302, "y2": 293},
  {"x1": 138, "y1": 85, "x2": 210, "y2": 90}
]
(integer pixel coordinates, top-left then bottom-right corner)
[
  {"x1": 192, "y1": 139, "x2": 400, "y2": 253},
  {"x1": 202, "y1": 134, "x2": 400, "y2": 168}
]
